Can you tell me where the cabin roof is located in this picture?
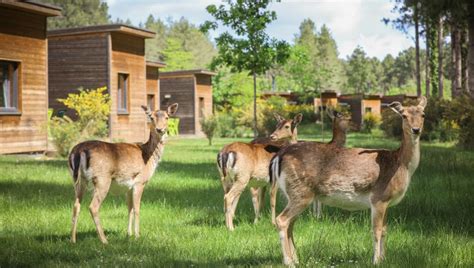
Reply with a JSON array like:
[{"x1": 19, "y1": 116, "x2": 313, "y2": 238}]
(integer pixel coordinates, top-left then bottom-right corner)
[
  {"x1": 146, "y1": 60, "x2": 167, "y2": 68},
  {"x1": 0, "y1": 1, "x2": 62, "y2": 16},
  {"x1": 48, "y1": 24, "x2": 156, "y2": 39},
  {"x1": 160, "y1": 69, "x2": 217, "y2": 77}
]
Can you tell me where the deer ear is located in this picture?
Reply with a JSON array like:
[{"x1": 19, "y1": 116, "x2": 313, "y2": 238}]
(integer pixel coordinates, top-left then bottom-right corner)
[
  {"x1": 167, "y1": 103, "x2": 179, "y2": 116},
  {"x1": 141, "y1": 105, "x2": 148, "y2": 112},
  {"x1": 292, "y1": 113, "x2": 303, "y2": 125},
  {"x1": 418, "y1": 96, "x2": 427, "y2": 109},
  {"x1": 326, "y1": 108, "x2": 335, "y2": 120},
  {"x1": 389, "y1": 101, "x2": 404, "y2": 116},
  {"x1": 273, "y1": 113, "x2": 284, "y2": 123}
]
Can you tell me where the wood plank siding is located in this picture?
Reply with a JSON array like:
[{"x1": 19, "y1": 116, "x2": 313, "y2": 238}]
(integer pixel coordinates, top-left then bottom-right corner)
[
  {"x1": 160, "y1": 70, "x2": 215, "y2": 135},
  {"x1": 160, "y1": 75, "x2": 195, "y2": 134},
  {"x1": 48, "y1": 33, "x2": 109, "y2": 118},
  {"x1": 0, "y1": 4, "x2": 60, "y2": 154},
  {"x1": 109, "y1": 32, "x2": 147, "y2": 143},
  {"x1": 48, "y1": 25, "x2": 155, "y2": 144}
]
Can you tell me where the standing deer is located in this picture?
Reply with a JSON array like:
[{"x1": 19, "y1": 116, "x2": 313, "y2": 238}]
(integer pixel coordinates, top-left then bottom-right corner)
[
  {"x1": 68, "y1": 103, "x2": 178, "y2": 244},
  {"x1": 217, "y1": 113, "x2": 302, "y2": 230},
  {"x1": 271, "y1": 97, "x2": 427, "y2": 265},
  {"x1": 312, "y1": 109, "x2": 352, "y2": 218}
]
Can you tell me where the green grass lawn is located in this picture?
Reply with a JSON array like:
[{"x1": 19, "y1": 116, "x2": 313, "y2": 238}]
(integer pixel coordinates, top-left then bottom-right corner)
[{"x1": 1, "y1": 132, "x2": 473, "y2": 267}]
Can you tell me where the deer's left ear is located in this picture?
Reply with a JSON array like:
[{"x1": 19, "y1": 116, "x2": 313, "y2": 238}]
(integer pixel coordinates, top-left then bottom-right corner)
[
  {"x1": 292, "y1": 113, "x2": 303, "y2": 125},
  {"x1": 273, "y1": 113, "x2": 285, "y2": 123},
  {"x1": 418, "y1": 96, "x2": 427, "y2": 109},
  {"x1": 389, "y1": 101, "x2": 404, "y2": 116},
  {"x1": 167, "y1": 103, "x2": 179, "y2": 116},
  {"x1": 141, "y1": 105, "x2": 148, "y2": 112}
]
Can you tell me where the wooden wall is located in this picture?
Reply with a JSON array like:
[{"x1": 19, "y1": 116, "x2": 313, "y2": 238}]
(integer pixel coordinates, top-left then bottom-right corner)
[
  {"x1": 48, "y1": 33, "x2": 109, "y2": 118},
  {"x1": 109, "y1": 32, "x2": 147, "y2": 143},
  {"x1": 195, "y1": 74, "x2": 212, "y2": 135},
  {"x1": 362, "y1": 99, "x2": 381, "y2": 116},
  {"x1": 0, "y1": 7, "x2": 48, "y2": 154},
  {"x1": 146, "y1": 66, "x2": 159, "y2": 110},
  {"x1": 160, "y1": 76, "x2": 195, "y2": 134}
]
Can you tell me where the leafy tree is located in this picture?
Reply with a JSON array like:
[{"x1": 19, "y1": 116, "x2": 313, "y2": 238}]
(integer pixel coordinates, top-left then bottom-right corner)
[
  {"x1": 202, "y1": 0, "x2": 290, "y2": 137},
  {"x1": 317, "y1": 25, "x2": 345, "y2": 91},
  {"x1": 162, "y1": 38, "x2": 194, "y2": 71},
  {"x1": 144, "y1": 15, "x2": 167, "y2": 62},
  {"x1": 346, "y1": 46, "x2": 372, "y2": 93},
  {"x1": 43, "y1": 0, "x2": 110, "y2": 29}
]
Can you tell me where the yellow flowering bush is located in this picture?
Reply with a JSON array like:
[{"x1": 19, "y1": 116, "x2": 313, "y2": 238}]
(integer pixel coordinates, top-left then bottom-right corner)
[{"x1": 50, "y1": 87, "x2": 111, "y2": 156}]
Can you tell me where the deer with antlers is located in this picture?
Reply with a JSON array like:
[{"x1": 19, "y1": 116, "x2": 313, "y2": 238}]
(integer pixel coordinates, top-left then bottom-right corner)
[
  {"x1": 68, "y1": 103, "x2": 178, "y2": 244},
  {"x1": 217, "y1": 114, "x2": 302, "y2": 230},
  {"x1": 271, "y1": 97, "x2": 427, "y2": 265}
]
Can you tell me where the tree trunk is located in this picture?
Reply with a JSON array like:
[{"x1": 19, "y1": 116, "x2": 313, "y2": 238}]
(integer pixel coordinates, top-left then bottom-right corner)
[
  {"x1": 462, "y1": 27, "x2": 469, "y2": 93},
  {"x1": 438, "y1": 17, "x2": 444, "y2": 98},
  {"x1": 425, "y1": 20, "x2": 431, "y2": 97},
  {"x1": 414, "y1": 2, "x2": 422, "y2": 97},
  {"x1": 468, "y1": 6, "x2": 474, "y2": 96},
  {"x1": 253, "y1": 71, "x2": 258, "y2": 138},
  {"x1": 452, "y1": 25, "x2": 462, "y2": 98},
  {"x1": 429, "y1": 18, "x2": 439, "y2": 97}
]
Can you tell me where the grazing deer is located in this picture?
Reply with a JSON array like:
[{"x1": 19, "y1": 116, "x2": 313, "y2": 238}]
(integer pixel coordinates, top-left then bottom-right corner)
[
  {"x1": 217, "y1": 113, "x2": 302, "y2": 230},
  {"x1": 312, "y1": 109, "x2": 352, "y2": 218},
  {"x1": 271, "y1": 97, "x2": 427, "y2": 265},
  {"x1": 68, "y1": 103, "x2": 178, "y2": 244}
]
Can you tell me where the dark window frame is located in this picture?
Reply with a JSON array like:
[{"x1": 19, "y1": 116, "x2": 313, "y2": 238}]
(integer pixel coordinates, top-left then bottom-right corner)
[
  {"x1": 0, "y1": 60, "x2": 21, "y2": 115},
  {"x1": 117, "y1": 73, "x2": 129, "y2": 115}
]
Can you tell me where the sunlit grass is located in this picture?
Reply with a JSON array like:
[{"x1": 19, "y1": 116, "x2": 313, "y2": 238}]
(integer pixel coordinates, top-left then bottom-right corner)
[{"x1": 0, "y1": 132, "x2": 473, "y2": 266}]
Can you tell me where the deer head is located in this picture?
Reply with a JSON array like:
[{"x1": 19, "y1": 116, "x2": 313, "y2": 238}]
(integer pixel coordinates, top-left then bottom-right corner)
[
  {"x1": 389, "y1": 96, "x2": 427, "y2": 137},
  {"x1": 141, "y1": 103, "x2": 179, "y2": 135},
  {"x1": 269, "y1": 113, "x2": 303, "y2": 142},
  {"x1": 327, "y1": 108, "x2": 353, "y2": 132}
]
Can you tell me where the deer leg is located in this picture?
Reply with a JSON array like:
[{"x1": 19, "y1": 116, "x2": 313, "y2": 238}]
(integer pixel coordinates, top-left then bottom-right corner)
[
  {"x1": 371, "y1": 201, "x2": 388, "y2": 264},
  {"x1": 126, "y1": 190, "x2": 134, "y2": 237},
  {"x1": 270, "y1": 181, "x2": 278, "y2": 225},
  {"x1": 133, "y1": 184, "x2": 145, "y2": 238},
  {"x1": 89, "y1": 178, "x2": 111, "y2": 244},
  {"x1": 276, "y1": 193, "x2": 314, "y2": 266},
  {"x1": 312, "y1": 200, "x2": 322, "y2": 219},
  {"x1": 224, "y1": 180, "x2": 247, "y2": 231},
  {"x1": 71, "y1": 180, "x2": 86, "y2": 243},
  {"x1": 250, "y1": 186, "x2": 265, "y2": 223},
  {"x1": 380, "y1": 208, "x2": 389, "y2": 260},
  {"x1": 221, "y1": 180, "x2": 231, "y2": 213}
]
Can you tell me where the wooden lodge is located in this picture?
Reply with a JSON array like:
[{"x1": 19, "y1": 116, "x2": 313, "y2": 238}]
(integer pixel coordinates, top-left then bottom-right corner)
[
  {"x1": 48, "y1": 24, "x2": 157, "y2": 143},
  {"x1": 146, "y1": 61, "x2": 166, "y2": 111},
  {"x1": 0, "y1": 2, "x2": 61, "y2": 154},
  {"x1": 160, "y1": 69, "x2": 216, "y2": 135}
]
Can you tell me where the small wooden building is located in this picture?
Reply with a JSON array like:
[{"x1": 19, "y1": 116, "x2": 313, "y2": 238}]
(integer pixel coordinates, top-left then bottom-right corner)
[
  {"x1": 160, "y1": 69, "x2": 216, "y2": 135},
  {"x1": 0, "y1": 2, "x2": 61, "y2": 154},
  {"x1": 146, "y1": 61, "x2": 166, "y2": 111},
  {"x1": 338, "y1": 93, "x2": 382, "y2": 129},
  {"x1": 314, "y1": 90, "x2": 339, "y2": 110},
  {"x1": 48, "y1": 24, "x2": 156, "y2": 143},
  {"x1": 381, "y1": 94, "x2": 418, "y2": 108}
]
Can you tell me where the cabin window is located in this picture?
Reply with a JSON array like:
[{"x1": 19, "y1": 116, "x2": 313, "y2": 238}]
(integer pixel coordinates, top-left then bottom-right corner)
[
  {"x1": 147, "y1": 94, "x2": 155, "y2": 111},
  {"x1": 0, "y1": 61, "x2": 20, "y2": 114},
  {"x1": 117, "y1": 73, "x2": 129, "y2": 114},
  {"x1": 199, "y1": 97, "x2": 205, "y2": 118},
  {"x1": 365, "y1": 107, "x2": 372, "y2": 114}
]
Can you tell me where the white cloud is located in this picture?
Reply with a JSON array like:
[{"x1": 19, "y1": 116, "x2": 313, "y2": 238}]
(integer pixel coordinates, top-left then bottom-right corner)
[{"x1": 105, "y1": 0, "x2": 415, "y2": 59}]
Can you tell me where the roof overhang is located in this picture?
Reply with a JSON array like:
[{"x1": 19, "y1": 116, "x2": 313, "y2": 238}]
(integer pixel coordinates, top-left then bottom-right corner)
[
  {"x1": 160, "y1": 69, "x2": 217, "y2": 77},
  {"x1": 0, "y1": 1, "x2": 62, "y2": 17},
  {"x1": 146, "y1": 60, "x2": 166, "y2": 68},
  {"x1": 48, "y1": 24, "x2": 156, "y2": 39}
]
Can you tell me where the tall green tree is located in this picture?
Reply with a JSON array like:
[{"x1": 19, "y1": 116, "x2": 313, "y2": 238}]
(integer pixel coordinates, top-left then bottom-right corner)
[
  {"x1": 43, "y1": 0, "x2": 110, "y2": 29},
  {"x1": 317, "y1": 25, "x2": 345, "y2": 91},
  {"x1": 346, "y1": 46, "x2": 372, "y2": 93},
  {"x1": 144, "y1": 15, "x2": 167, "y2": 62},
  {"x1": 162, "y1": 38, "x2": 194, "y2": 71},
  {"x1": 202, "y1": 0, "x2": 290, "y2": 137}
]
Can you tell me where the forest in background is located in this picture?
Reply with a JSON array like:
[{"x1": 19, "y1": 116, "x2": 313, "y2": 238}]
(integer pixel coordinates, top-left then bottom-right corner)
[{"x1": 42, "y1": 0, "x2": 462, "y2": 106}]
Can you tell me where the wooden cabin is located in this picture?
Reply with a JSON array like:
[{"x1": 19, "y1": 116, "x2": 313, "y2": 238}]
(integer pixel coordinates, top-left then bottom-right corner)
[
  {"x1": 160, "y1": 70, "x2": 216, "y2": 135},
  {"x1": 0, "y1": 2, "x2": 61, "y2": 154},
  {"x1": 146, "y1": 61, "x2": 166, "y2": 111},
  {"x1": 381, "y1": 94, "x2": 418, "y2": 108},
  {"x1": 48, "y1": 24, "x2": 155, "y2": 143},
  {"x1": 314, "y1": 90, "x2": 339, "y2": 110},
  {"x1": 338, "y1": 93, "x2": 382, "y2": 129}
]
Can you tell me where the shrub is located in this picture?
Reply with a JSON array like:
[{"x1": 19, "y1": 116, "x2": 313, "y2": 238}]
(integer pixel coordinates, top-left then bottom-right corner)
[
  {"x1": 362, "y1": 112, "x2": 381, "y2": 133},
  {"x1": 445, "y1": 94, "x2": 474, "y2": 149},
  {"x1": 200, "y1": 113, "x2": 219, "y2": 145},
  {"x1": 49, "y1": 87, "x2": 111, "y2": 156}
]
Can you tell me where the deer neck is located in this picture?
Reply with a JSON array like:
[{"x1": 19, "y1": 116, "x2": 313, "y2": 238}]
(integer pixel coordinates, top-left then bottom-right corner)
[
  {"x1": 289, "y1": 129, "x2": 298, "y2": 144},
  {"x1": 398, "y1": 130, "x2": 421, "y2": 176},
  {"x1": 329, "y1": 126, "x2": 346, "y2": 147},
  {"x1": 141, "y1": 128, "x2": 164, "y2": 164}
]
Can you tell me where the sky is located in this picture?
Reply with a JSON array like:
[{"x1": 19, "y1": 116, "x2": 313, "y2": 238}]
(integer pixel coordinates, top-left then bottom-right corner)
[{"x1": 106, "y1": 0, "x2": 416, "y2": 60}]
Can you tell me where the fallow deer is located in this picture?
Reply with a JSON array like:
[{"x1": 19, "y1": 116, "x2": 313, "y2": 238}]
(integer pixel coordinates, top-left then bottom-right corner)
[
  {"x1": 312, "y1": 109, "x2": 352, "y2": 218},
  {"x1": 271, "y1": 97, "x2": 427, "y2": 265},
  {"x1": 217, "y1": 113, "x2": 303, "y2": 230},
  {"x1": 68, "y1": 103, "x2": 178, "y2": 244}
]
